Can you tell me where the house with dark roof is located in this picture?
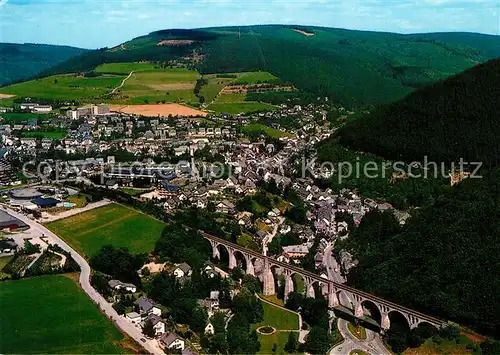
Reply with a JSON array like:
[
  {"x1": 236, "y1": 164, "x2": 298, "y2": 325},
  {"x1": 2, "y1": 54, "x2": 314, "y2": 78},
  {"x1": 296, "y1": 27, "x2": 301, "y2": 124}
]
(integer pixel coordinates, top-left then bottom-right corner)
[
  {"x1": 144, "y1": 314, "x2": 165, "y2": 336},
  {"x1": 134, "y1": 296, "x2": 162, "y2": 317},
  {"x1": 108, "y1": 279, "x2": 137, "y2": 293},
  {"x1": 159, "y1": 332, "x2": 185, "y2": 351},
  {"x1": 173, "y1": 262, "x2": 192, "y2": 279}
]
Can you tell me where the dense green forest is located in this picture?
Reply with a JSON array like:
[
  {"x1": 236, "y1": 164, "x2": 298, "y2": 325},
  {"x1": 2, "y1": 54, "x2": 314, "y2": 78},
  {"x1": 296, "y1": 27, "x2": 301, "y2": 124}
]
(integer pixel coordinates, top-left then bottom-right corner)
[
  {"x1": 0, "y1": 43, "x2": 87, "y2": 85},
  {"x1": 22, "y1": 25, "x2": 500, "y2": 107},
  {"x1": 338, "y1": 168, "x2": 500, "y2": 337},
  {"x1": 338, "y1": 59, "x2": 500, "y2": 167}
]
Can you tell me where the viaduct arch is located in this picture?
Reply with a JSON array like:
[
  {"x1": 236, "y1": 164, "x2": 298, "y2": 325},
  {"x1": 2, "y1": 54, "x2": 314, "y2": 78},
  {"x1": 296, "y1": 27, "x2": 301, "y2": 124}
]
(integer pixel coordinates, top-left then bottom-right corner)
[{"x1": 204, "y1": 231, "x2": 444, "y2": 331}]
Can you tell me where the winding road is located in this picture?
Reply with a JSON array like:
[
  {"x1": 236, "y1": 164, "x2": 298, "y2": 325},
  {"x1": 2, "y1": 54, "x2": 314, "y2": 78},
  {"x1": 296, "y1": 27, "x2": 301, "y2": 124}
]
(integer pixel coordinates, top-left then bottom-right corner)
[
  {"x1": 111, "y1": 70, "x2": 135, "y2": 95},
  {"x1": 330, "y1": 319, "x2": 391, "y2": 355},
  {"x1": 2, "y1": 205, "x2": 163, "y2": 355}
]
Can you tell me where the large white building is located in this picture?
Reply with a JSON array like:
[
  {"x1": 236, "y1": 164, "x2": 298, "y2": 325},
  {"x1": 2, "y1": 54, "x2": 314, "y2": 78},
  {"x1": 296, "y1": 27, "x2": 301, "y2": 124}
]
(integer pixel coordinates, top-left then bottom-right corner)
[{"x1": 66, "y1": 104, "x2": 110, "y2": 119}]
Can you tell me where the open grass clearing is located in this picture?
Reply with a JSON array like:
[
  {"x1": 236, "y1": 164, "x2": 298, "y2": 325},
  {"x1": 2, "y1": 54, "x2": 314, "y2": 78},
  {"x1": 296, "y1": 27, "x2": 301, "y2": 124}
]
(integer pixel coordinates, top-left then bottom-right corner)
[
  {"x1": 0, "y1": 275, "x2": 126, "y2": 354},
  {"x1": 45, "y1": 203, "x2": 164, "y2": 257},
  {"x1": 253, "y1": 300, "x2": 300, "y2": 331},
  {"x1": 94, "y1": 62, "x2": 156, "y2": 74},
  {"x1": 257, "y1": 331, "x2": 300, "y2": 355},
  {"x1": 0, "y1": 74, "x2": 124, "y2": 102},
  {"x1": 234, "y1": 71, "x2": 279, "y2": 84}
]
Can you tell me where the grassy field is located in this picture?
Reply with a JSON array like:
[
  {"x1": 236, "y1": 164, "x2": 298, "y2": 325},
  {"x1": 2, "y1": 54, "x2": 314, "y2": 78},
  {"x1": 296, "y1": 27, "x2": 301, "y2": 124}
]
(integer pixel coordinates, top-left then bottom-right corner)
[
  {"x1": 242, "y1": 123, "x2": 291, "y2": 138},
  {"x1": 258, "y1": 331, "x2": 298, "y2": 355},
  {"x1": 0, "y1": 74, "x2": 124, "y2": 102},
  {"x1": 95, "y1": 62, "x2": 156, "y2": 74},
  {"x1": 253, "y1": 300, "x2": 300, "y2": 330},
  {"x1": 234, "y1": 71, "x2": 278, "y2": 84},
  {"x1": 109, "y1": 67, "x2": 200, "y2": 105},
  {"x1": 215, "y1": 93, "x2": 247, "y2": 103},
  {"x1": 207, "y1": 102, "x2": 276, "y2": 115},
  {"x1": 46, "y1": 203, "x2": 164, "y2": 257},
  {"x1": 0, "y1": 275, "x2": 126, "y2": 353}
]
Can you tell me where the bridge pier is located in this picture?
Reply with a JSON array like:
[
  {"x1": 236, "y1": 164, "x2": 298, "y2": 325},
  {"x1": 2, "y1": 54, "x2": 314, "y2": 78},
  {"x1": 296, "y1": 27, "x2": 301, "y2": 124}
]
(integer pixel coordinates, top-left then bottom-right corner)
[
  {"x1": 210, "y1": 241, "x2": 220, "y2": 260},
  {"x1": 262, "y1": 260, "x2": 275, "y2": 296},
  {"x1": 354, "y1": 302, "x2": 364, "y2": 318},
  {"x1": 306, "y1": 283, "x2": 315, "y2": 298},
  {"x1": 328, "y1": 284, "x2": 339, "y2": 308},
  {"x1": 284, "y1": 275, "x2": 294, "y2": 301},
  {"x1": 246, "y1": 257, "x2": 255, "y2": 276},
  {"x1": 381, "y1": 313, "x2": 390, "y2": 331},
  {"x1": 228, "y1": 249, "x2": 237, "y2": 270}
]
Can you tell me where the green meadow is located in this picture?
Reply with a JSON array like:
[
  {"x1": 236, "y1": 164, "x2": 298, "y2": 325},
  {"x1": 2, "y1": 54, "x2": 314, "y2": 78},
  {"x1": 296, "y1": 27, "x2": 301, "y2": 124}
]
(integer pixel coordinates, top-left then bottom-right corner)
[
  {"x1": 46, "y1": 203, "x2": 164, "y2": 257},
  {"x1": 0, "y1": 275, "x2": 126, "y2": 354}
]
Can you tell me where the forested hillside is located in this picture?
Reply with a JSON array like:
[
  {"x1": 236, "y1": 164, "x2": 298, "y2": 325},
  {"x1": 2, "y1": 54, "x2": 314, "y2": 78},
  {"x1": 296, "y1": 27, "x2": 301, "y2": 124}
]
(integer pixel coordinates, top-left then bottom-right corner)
[
  {"x1": 0, "y1": 43, "x2": 87, "y2": 86},
  {"x1": 338, "y1": 59, "x2": 500, "y2": 167},
  {"x1": 340, "y1": 168, "x2": 500, "y2": 337},
  {"x1": 34, "y1": 25, "x2": 500, "y2": 107}
]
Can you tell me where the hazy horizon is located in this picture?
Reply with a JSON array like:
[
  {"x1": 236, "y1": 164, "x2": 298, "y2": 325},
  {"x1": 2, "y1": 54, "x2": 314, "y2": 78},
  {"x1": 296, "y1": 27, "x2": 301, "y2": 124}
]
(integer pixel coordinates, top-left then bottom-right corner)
[{"x1": 1, "y1": 0, "x2": 499, "y2": 49}]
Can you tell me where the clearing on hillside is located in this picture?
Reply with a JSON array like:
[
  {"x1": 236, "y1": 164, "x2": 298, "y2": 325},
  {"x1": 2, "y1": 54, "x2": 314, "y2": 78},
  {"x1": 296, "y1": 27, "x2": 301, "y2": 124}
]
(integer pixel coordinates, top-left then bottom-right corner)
[
  {"x1": 0, "y1": 275, "x2": 126, "y2": 353},
  {"x1": 45, "y1": 203, "x2": 165, "y2": 257},
  {"x1": 109, "y1": 103, "x2": 207, "y2": 117},
  {"x1": 0, "y1": 74, "x2": 124, "y2": 102},
  {"x1": 107, "y1": 66, "x2": 200, "y2": 105}
]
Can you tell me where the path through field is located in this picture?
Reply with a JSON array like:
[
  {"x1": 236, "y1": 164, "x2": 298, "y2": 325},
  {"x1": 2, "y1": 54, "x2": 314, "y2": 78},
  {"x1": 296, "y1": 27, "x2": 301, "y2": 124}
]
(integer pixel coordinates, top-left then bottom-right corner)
[{"x1": 111, "y1": 70, "x2": 135, "y2": 94}]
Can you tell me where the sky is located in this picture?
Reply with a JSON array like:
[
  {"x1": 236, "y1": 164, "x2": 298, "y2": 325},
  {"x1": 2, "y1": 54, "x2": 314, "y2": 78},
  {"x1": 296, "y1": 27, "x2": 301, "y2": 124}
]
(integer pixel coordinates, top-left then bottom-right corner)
[{"x1": 0, "y1": 0, "x2": 499, "y2": 49}]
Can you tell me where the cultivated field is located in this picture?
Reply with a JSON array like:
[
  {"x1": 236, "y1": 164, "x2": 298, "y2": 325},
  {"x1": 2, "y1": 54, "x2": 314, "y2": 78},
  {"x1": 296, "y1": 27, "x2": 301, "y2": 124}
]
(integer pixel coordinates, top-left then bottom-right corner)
[
  {"x1": 0, "y1": 74, "x2": 124, "y2": 102},
  {"x1": 109, "y1": 103, "x2": 207, "y2": 117},
  {"x1": 108, "y1": 66, "x2": 200, "y2": 105},
  {"x1": 46, "y1": 203, "x2": 165, "y2": 257},
  {"x1": 95, "y1": 62, "x2": 157, "y2": 74},
  {"x1": 0, "y1": 275, "x2": 125, "y2": 353}
]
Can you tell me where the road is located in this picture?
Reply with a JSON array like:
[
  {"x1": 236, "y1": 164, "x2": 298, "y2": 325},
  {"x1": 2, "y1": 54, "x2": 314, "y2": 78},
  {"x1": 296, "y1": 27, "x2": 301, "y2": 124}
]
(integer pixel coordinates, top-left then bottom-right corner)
[
  {"x1": 323, "y1": 242, "x2": 346, "y2": 284},
  {"x1": 262, "y1": 216, "x2": 285, "y2": 256},
  {"x1": 323, "y1": 243, "x2": 389, "y2": 355},
  {"x1": 2, "y1": 205, "x2": 163, "y2": 355},
  {"x1": 330, "y1": 319, "x2": 391, "y2": 355},
  {"x1": 111, "y1": 70, "x2": 136, "y2": 95}
]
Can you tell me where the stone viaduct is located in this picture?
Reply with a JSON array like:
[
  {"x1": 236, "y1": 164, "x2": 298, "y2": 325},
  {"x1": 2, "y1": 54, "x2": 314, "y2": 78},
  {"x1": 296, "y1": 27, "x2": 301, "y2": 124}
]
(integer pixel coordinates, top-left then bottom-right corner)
[{"x1": 202, "y1": 232, "x2": 445, "y2": 331}]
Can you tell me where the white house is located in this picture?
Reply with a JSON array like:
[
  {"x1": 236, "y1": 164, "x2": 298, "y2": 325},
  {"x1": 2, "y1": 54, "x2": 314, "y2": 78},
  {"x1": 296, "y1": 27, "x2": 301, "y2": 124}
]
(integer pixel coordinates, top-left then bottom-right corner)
[
  {"x1": 125, "y1": 312, "x2": 142, "y2": 324},
  {"x1": 159, "y1": 332, "x2": 185, "y2": 351},
  {"x1": 134, "y1": 297, "x2": 162, "y2": 317},
  {"x1": 108, "y1": 279, "x2": 137, "y2": 293},
  {"x1": 205, "y1": 322, "x2": 215, "y2": 335},
  {"x1": 173, "y1": 263, "x2": 192, "y2": 279},
  {"x1": 146, "y1": 314, "x2": 166, "y2": 336}
]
